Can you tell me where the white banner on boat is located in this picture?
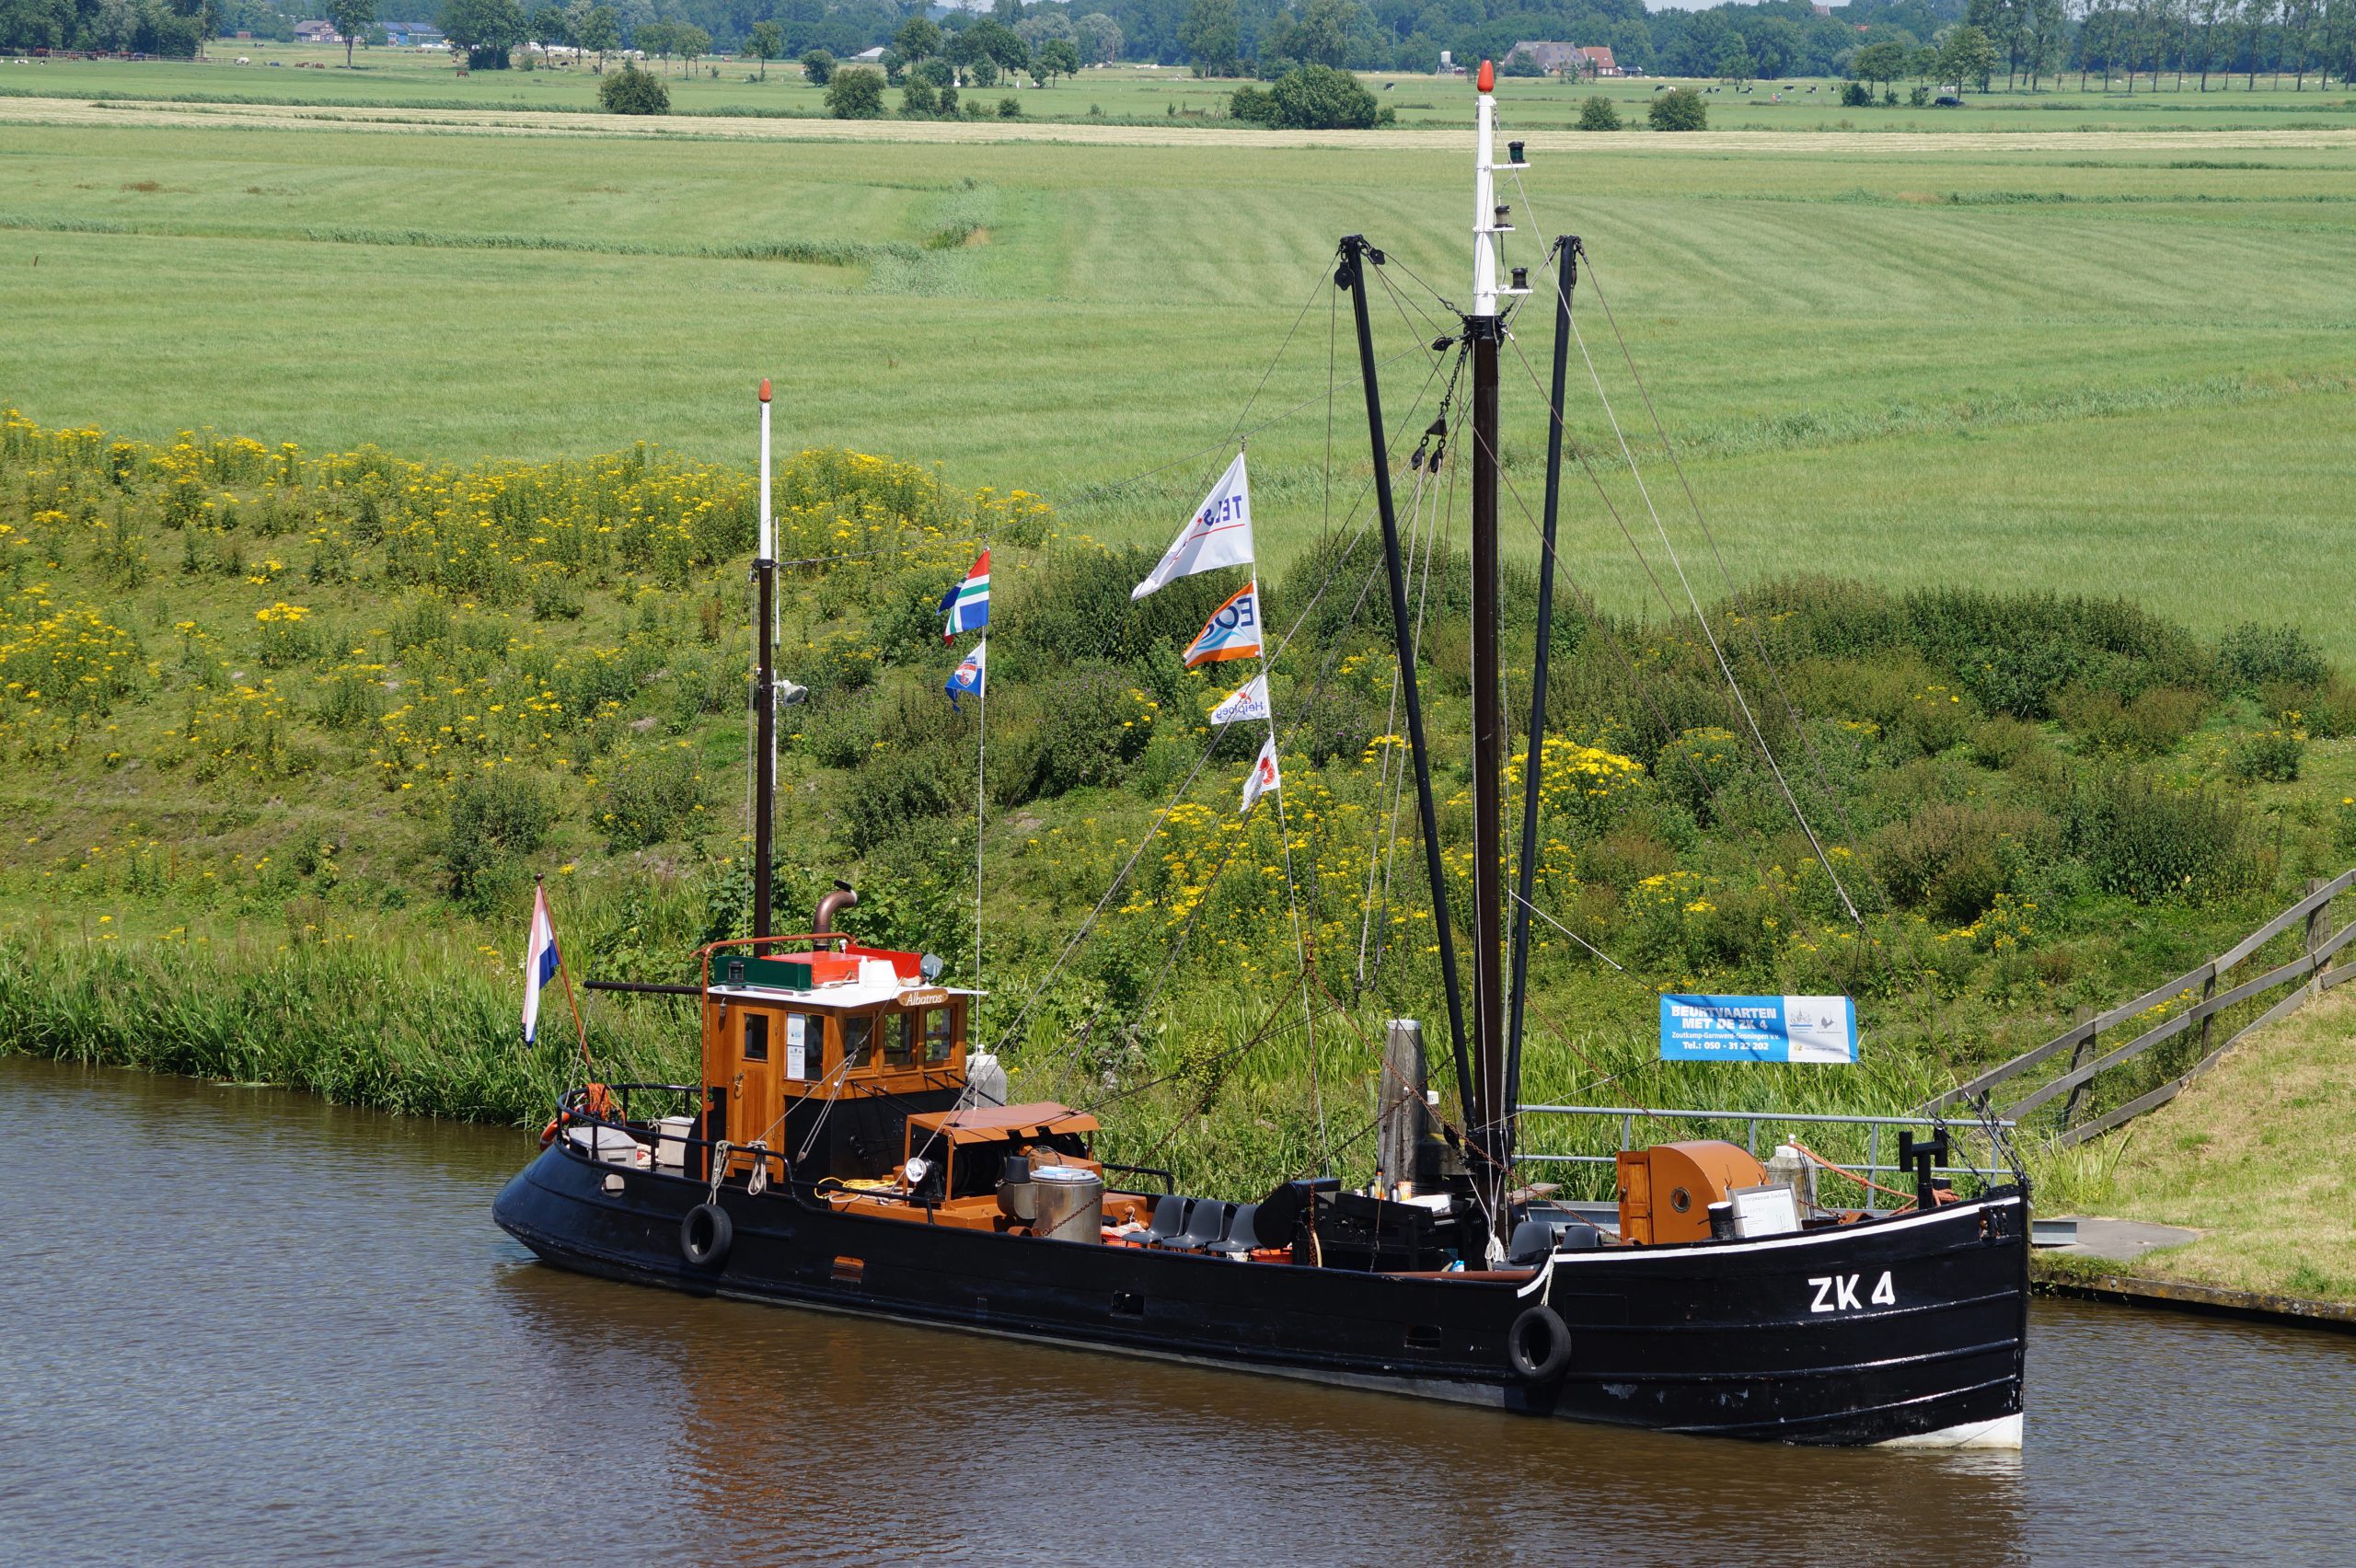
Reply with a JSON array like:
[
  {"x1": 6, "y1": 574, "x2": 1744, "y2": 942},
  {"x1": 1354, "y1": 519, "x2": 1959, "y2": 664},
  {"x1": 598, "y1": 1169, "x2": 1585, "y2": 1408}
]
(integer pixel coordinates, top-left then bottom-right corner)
[
  {"x1": 1240, "y1": 733, "x2": 1281, "y2": 815},
  {"x1": 1209, "y1": 674, "x2": 1271, "y2": 726},
  {"x1": 1132, "y1": 452, "x2": 1253, "y2": 600}
]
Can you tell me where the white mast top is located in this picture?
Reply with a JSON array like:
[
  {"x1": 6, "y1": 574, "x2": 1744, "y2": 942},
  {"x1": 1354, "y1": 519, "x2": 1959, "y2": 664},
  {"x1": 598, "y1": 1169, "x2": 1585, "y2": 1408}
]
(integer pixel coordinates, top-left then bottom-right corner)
[
  {"x1": 1472, "y1": 59, "x2": 1497, "y2": 317},
  {"x1": 756, "y1": 377, "x2": 775, "y2": 562}
]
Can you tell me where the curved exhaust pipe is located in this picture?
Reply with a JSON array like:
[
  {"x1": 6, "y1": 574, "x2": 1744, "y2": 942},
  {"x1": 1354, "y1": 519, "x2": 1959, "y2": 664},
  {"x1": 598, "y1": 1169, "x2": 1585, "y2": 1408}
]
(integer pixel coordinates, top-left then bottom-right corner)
[{"x1": 813, "y1": 881, "x2": 858, "y2": 935}]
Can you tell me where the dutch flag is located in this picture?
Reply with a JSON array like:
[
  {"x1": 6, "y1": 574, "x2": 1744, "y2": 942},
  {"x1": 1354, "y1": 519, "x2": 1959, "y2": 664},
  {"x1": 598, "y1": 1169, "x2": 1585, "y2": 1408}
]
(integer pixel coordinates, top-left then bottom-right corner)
[
  {"x1": 939, "y1": 551, "x2": 990, "y2": 643},
  {"x1": 523, "y1": 882, "x2": 560, "y2": 1044}
]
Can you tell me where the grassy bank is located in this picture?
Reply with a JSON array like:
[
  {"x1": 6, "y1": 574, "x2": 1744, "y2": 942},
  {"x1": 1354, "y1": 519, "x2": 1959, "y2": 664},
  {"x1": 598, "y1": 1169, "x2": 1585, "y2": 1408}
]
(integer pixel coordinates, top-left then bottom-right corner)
[
  {"x1": 6, "y1": 404, "x2": 2355, "y2": 1202},
  {"x1": 2032, "y1": 988, "x2": 2356, "y2": 1302}
]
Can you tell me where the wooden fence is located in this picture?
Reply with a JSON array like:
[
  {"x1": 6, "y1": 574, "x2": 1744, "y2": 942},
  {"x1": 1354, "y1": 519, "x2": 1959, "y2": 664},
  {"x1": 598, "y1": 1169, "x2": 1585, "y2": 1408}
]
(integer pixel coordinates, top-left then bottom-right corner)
[{"x1": 1923, "y1": 868, "x2": 2356, "y2": 1147}]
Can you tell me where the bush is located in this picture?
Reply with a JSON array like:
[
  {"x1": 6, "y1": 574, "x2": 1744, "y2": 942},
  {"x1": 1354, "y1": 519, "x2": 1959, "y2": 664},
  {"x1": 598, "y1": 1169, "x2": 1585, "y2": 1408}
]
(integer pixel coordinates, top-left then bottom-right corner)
[
  {"x1": 1259, "y1": 63, "x2": 1381, "y2": 130},
  {"x1": 900, "y1": 78, "x2": 938, "y2": 115},
  {"x1": 1840, "y1": 80, "x2": 1873, "y2": 107},
  {"x1": 1654, "y1": 727, "x2": 1748, "y2": 825},
  {"x1": 825, "y1": 66, "x2": 884, "y2": 119},
  {"x1": 1230, "y1": 84, "x2": 1276, "y2": 123},
  {"x1": 441, "y1": 773, "x2": 554, "y2": 905},
  {"x1": 1870, "y1": 802, "x2": 2054, "y2": 925},
  {"x1": 802, "y1": 48, "x2": 836, "y2": 85},
  {"x1": 844, "y1": 749, "x2": 962, "y2": 854},
  {"x1": 2217, "y1": 622, "x2": 2328, "y2": 695},
  {"x1": 1577, "y1": 95, "x2": 1621, "y2": 131},
  {"x1": 601, "y1": 750, "x2": 707, "y2": 849},
  {"x1": 2067, "y1": 771, "x2": 2251, "y2": 903},
  {"x1": 1648, "y1": 87, "x2": 1706, "y2": 132},
  {"x1": 999, "y1": 95, "x2": 1022, "y2": 118},
  {"x1": 598, "y1": 64, "x2": 669, "y2": 114},
  {"x1": 2302, "y1": 675, "x2": 2356, "y2": 739},
  {"x1": 2053, "y1": 683, "x2": 2206, "y2": 755},
  {"x1": 999, "y1": 542, "x2": 1231, "y2": 674},
  {"x1": 997, "y1": 663, "x2": 1154, "y2": 803},
  {"x1": 2226, "y1": 729, "x2": 2304, "y2": 783}
]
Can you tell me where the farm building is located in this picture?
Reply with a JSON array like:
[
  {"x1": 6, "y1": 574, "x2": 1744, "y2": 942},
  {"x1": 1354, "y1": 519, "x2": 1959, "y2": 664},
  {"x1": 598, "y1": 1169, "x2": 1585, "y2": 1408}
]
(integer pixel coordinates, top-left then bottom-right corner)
[
  {"x1": 292, "y1": 19, "x2": 341, "y2": 43},
  {"x1": 382, "y1": 23, "x2": 445, "y2": 46},
  {"x1": 1504, "y1": 40, "x2": 1580, "y2": 75},
  {"x1": 1577, "y1": 45, "x2": 1622, "y2": 76}
]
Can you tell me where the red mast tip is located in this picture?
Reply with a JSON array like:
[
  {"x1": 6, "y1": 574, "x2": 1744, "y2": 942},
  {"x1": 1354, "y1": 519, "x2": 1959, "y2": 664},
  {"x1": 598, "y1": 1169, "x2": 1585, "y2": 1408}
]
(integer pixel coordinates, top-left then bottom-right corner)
[
  {"x1": 758, "y1": 378, "x2": 772, "y2": 402},
  {"x1": 1476, "y1": 58, "x2": 1494, "y2": 93}
]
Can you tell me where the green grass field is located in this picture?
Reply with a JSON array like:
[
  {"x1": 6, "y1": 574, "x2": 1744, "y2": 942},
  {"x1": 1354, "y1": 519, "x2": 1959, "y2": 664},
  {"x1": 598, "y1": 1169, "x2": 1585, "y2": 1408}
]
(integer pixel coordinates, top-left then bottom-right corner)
[
  {"x1": 10, "y1": 43, "x2": 2356, "y2": 133},
  {"x1": 4, "y1": 98, "x2": 2353, "y2": 648}
]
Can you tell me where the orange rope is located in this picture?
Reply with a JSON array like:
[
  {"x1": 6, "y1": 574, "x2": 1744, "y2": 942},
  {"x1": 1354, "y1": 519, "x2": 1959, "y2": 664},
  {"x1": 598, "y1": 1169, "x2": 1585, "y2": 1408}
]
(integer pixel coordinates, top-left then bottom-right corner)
[{"x1": 1786, "y1": 1138, "x2": 1917, "y2": 1210}]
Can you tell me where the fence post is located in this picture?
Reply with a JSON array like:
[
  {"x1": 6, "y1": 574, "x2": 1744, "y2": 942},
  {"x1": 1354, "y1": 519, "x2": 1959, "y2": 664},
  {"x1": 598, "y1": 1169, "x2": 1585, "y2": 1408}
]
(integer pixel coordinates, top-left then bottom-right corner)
[
  {"x1": 2306, "y1": 878, "x2": 2330, "y2": 999},
  {"x1": 2061, "y1": 1004, "x2": 2098, "y2": 1128}
]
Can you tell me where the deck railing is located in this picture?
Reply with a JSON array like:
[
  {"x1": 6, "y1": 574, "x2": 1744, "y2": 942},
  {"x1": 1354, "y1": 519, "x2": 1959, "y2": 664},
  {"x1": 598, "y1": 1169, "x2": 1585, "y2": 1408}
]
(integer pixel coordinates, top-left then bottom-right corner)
[
  {"x1": 1921, "y1": 869, "x2": 2356, "y2": 1146},
  {"x1": 1512, "y1": 1103, "x2": 2016, "y2": 1208}
]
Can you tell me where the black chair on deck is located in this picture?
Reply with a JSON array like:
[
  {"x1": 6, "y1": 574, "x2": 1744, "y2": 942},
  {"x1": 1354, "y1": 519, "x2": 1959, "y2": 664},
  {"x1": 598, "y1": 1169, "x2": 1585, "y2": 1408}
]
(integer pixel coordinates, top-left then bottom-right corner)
[
  {"x1": 1207, "y1": 1202, "x2": 1261, "y2": 1258},
  {"x1": 1137, "y1": 1193, "x2": 1189, "y2": 1247},
  {"x1": 1507, "y1": 1219, "x2": 1557, "y2": 1265},
  {"x1": 1170, "y1": 1199, "x2": 1230, "y2": 1252}
]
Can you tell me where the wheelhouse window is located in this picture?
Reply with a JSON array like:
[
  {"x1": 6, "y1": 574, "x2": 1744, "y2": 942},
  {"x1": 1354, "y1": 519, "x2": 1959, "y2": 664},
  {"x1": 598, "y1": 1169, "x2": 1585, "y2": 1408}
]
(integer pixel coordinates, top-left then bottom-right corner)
[
  {"x1": 884, "y1": 1009, "x2": 918, "y2": 1068},
  {"x1": 742, "y1": 1012, "x2": 769, "y2": 1063},
  {"x1": 839, "y1": 1014, "x2": 874, "y2": 1070},
  {"x1": 913, "y1": 1006, "x2": 955, "y2": 1066}
]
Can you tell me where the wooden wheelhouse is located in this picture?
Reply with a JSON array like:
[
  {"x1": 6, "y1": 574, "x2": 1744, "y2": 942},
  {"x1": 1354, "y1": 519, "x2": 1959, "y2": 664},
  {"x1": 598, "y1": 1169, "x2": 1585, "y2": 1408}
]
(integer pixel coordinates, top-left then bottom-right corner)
[{"x1": 698, "y1": 933, "x2": 981, "y2": 1187}]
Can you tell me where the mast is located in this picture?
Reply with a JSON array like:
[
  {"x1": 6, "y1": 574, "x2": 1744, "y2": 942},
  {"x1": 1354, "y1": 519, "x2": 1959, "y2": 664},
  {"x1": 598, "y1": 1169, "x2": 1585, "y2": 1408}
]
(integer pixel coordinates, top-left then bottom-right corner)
[
  {"x1": 1467, "y1": 60, "x2": 1509, "y2": 1229},
  {"x1": 1506, "y1": 236, "x2": 1575, "y2": 1148},
  {"x1": 753, "y1": 378, "x2": 777, "y2": 940},
  {"x1": 1336, "y1": 235, "x2": 1473, "y2": 1136}
]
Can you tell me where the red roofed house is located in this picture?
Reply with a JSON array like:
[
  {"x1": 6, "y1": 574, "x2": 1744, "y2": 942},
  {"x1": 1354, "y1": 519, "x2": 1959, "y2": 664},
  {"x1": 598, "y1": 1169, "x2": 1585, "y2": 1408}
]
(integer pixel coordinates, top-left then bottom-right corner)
[{"x1": 1576, "y1": 45, "x2": 1621, "y2": 76}]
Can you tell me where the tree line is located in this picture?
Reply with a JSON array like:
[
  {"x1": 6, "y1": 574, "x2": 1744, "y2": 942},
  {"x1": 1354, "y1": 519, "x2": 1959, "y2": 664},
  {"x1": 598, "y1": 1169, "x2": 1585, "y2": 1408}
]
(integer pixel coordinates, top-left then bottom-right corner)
[{"x1": 6, "y1": 0, "x2": 2350, "y2": 91}]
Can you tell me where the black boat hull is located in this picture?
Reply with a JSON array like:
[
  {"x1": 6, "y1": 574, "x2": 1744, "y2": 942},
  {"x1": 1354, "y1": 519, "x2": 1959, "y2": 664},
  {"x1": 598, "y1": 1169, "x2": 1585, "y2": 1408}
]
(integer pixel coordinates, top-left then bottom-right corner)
[{"x1": 493, "y1": 1146, "x2": 2028, "y2": 1447}]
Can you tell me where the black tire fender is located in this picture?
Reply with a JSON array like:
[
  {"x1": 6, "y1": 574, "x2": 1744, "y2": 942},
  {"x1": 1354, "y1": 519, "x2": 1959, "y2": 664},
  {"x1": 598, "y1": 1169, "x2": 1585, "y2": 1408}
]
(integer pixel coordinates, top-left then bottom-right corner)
[
  {"x1": 681, "y1": 1202, "x2": 733, "y2": 1268},
  {"x1": 1507, "y1": 1303, "x2": 1571, "y2": 1382}
]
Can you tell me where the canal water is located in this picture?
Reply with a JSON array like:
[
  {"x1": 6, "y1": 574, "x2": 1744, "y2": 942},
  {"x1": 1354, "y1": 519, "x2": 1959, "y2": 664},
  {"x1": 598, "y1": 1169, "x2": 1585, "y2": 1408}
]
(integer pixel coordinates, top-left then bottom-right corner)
[{"x1": 5, "y1": 1056, "x2": 2352, "y2": 1567}]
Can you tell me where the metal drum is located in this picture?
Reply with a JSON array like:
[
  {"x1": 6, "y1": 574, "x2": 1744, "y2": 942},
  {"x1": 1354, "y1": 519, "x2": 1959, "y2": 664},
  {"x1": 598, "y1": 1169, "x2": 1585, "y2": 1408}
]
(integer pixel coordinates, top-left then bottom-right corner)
[{"x1": 1030, "y1": 1166, "x2": 1103, "y2": 1243}]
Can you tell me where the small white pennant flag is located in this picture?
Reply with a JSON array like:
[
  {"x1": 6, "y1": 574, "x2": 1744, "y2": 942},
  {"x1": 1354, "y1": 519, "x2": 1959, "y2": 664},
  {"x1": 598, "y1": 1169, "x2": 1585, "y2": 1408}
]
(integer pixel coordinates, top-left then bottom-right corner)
[
  {"x1": 1209, "y1": 674, "x2": 1271, "y2": 726},
  {"x1": 1241, "y1": 734, "x2": 1281, "y2": 815},
  {"x1": 1132, "y1": 452, "x2": 1253, "y2": 601}
]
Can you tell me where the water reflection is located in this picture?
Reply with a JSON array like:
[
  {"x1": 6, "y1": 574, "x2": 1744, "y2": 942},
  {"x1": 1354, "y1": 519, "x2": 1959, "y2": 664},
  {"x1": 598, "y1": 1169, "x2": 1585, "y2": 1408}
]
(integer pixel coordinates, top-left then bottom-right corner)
[{"x1": 5, "y1": 1055, "x2": 2351, "y2": 1567}]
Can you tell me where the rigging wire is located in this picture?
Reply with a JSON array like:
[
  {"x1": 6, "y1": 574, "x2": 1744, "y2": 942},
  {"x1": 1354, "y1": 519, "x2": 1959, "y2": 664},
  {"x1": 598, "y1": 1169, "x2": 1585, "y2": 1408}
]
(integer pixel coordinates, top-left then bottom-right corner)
[
  {"x1": 1499, "y1": 181, "x2": 1866, "y2": 932},
  {"x1": 1543, "y1": 241, "x2": 1865, "y2": 930},
  {"x1": 1573, "y1": 244, "x2": 1888, "y2": 907},
  {"x1": 1230, "y1": 265, "x2": 1334, "y2": 444},
  {"x1": 1060, "y1": 336, "x2": 1442, "y2": 514},
  {"x1": 989, "y1": 347, "x2": 1457, "y2": 1069}
]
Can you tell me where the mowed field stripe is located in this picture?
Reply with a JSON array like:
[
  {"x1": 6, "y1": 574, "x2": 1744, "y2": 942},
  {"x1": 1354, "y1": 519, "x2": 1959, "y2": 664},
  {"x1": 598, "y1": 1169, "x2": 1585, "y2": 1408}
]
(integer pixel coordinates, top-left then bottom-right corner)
[{"x1": 7, "y1": 94, "x2": 2356, "y2": 155}]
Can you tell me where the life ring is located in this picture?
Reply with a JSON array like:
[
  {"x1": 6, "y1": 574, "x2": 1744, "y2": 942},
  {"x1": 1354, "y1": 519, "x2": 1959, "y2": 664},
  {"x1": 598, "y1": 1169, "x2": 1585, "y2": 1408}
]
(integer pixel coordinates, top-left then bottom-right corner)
[
  {"x1": 539, "y1": 1117, "x2": 562, "y2": 1147},
  {"x1": 681, "y1": 1202, "x2": 733, "y2": 1268},
  {"x1": 1507, "y1": 1304, "x2": 1572, "y2": 1382}
]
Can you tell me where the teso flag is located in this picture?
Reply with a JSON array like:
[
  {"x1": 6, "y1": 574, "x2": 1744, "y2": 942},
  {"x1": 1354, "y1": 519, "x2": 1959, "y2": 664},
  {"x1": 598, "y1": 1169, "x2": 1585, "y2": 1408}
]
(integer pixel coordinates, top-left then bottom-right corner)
[
  {"x1": 938, "y1": 551, "x2": 990, "y2": 643},
  {"x1": 944, "y1": 637, "x2": 987, "y2": 712},
  {"x1": 1241, "y1": 734, "x2": 1281, "y2": 815},
  {"x1": 522, "y1": 883, "x2": 560, "y2": 1044},
  {"x1": 1182, "y1": 582, "x2": 1264, "y2": 668},
  {"x1": 1208, "y1": 674, "x2": 1271, "y2": 726},
  {"x1": 1132, "y1": 452, "x2": 1253, "y2": 600}
]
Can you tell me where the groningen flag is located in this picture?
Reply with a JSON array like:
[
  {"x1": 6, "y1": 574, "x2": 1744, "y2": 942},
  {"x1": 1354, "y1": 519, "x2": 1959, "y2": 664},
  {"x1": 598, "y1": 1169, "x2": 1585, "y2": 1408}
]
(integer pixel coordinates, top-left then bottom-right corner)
[
  {"x1": 939, "y1": 550, "x2": 990, "y2": 643},
  {"x1": 523, "y1": 883, "x2": 560, "y2": 1043},
  {"x1": 1132, "y1": 452, "x2": 1253, "y2": 601},
  {"x1": 945, "y1": 637, "x2": 987, "y2": 712},
  {"x1": 1183, "y1": 582, "x2": 1264, "y2": 668}
]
